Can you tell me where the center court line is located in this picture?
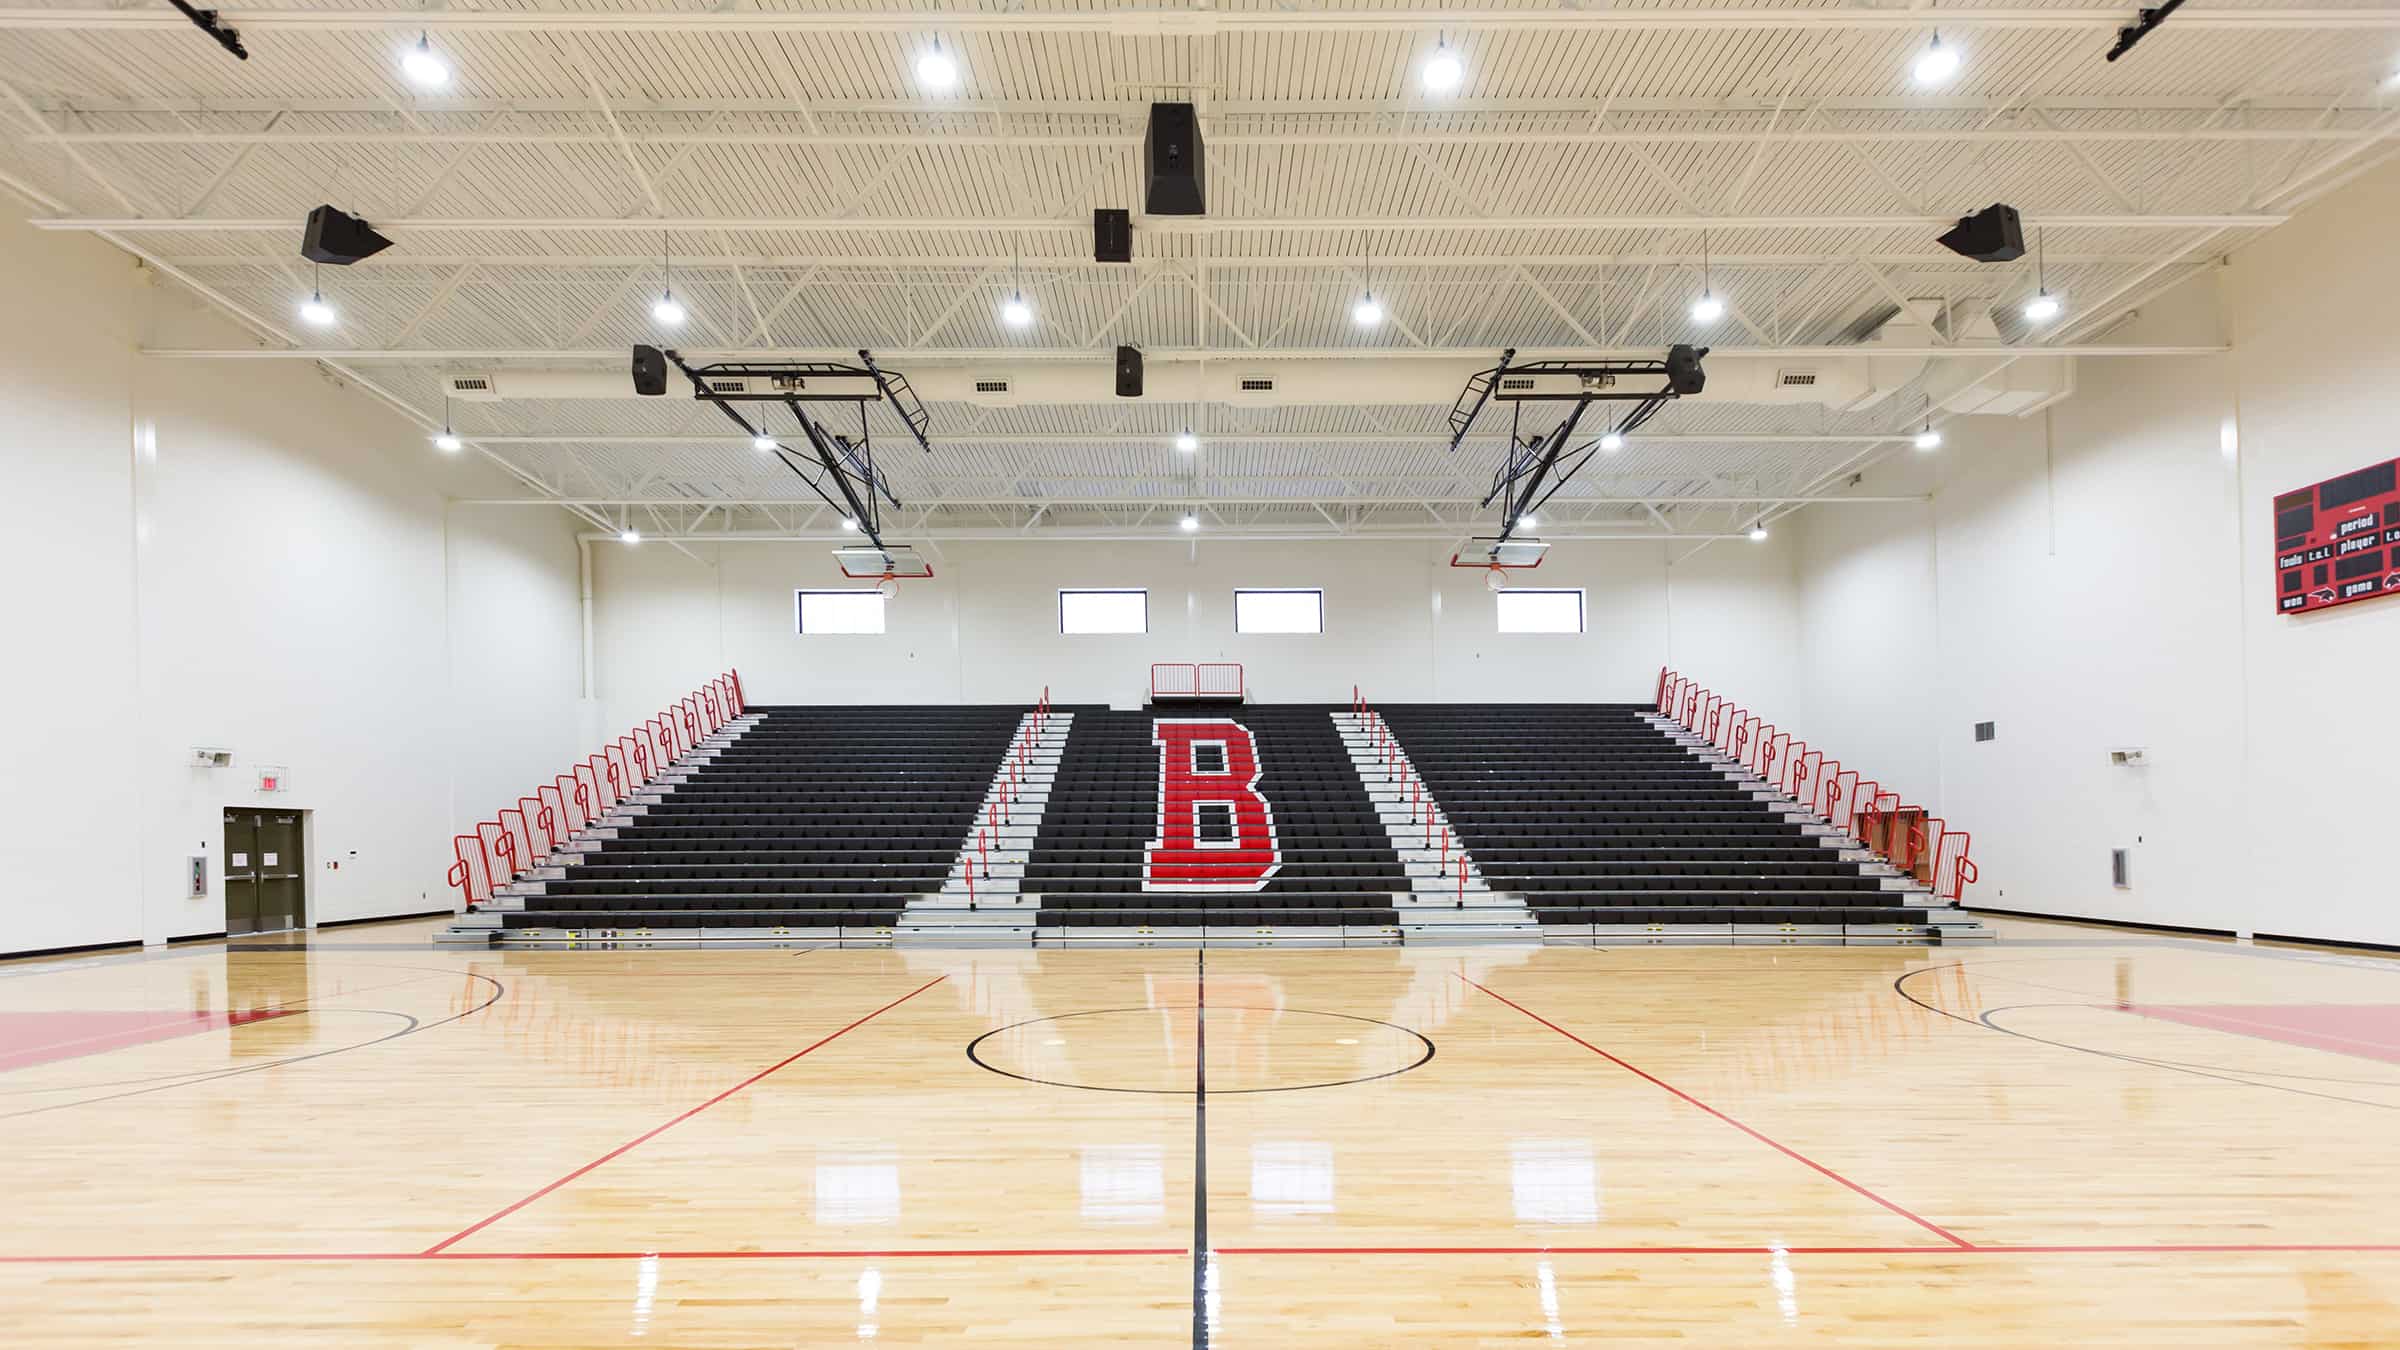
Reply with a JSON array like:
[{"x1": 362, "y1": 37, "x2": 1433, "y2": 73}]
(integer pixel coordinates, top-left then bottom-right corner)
[
  {"x1": 1458, "y1": 973, "x2": 1975, "y2": 1249},
  {"x1": 422, "y1": 973, "x2": 947, "y2": 1255}
]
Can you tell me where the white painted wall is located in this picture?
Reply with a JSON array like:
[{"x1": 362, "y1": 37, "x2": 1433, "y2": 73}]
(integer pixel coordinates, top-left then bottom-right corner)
[
  {"x1": 1789, "y1": 160, "x2": 2400, "y2": 946},
  {"x1": 587, "y1": 534, "x2": 1798, "y2": 729},
  {"x1": 0, "y1": 209, "x2": 585, "y2": 954}
]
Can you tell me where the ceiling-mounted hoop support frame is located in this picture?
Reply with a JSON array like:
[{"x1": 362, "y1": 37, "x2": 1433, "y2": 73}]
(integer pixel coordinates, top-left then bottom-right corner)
[
  {"x1": 658, "y1": 347, "x2": 931, "y2": 553},
  {"x1": 1445, "y1": 345, "x2": 1709, "y2": 547}
]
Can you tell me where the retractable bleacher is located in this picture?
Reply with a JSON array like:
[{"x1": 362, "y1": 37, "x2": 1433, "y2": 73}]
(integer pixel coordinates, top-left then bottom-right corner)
[
  {"x1": 1025, "y1": 704, "x2": 1405, "y2": 939},
  {"x1": 499, "y1": 705, "x2": 1024, "y2": 941},
  {"x1": 1375, "y1": 703, "x2": 1937, "y2": 937}
]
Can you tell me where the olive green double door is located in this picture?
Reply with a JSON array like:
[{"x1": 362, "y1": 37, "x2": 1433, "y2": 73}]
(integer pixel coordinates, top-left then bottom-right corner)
[{"x1": 223, "y1": 809, "x2": 304, "y2": 935}]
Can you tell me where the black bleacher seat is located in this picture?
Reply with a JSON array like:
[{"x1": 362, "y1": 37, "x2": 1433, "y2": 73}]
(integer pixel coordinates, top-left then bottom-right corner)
[
  {"x1": 515, "y1": 704, "x2": 1022, "y2": 933},
  {"x1": 1027, "y1": 705, "x2": 1403, "y2": 929},
  {"x1": 1376, "y1": 702, "x2": 1930, "y2": 929}
]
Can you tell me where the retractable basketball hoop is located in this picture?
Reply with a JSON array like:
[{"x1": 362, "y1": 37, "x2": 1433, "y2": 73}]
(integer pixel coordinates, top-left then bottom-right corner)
[
  {"x1": 1442, "y1": 344, "x2": 1708, "y2": 558},
  {"x1": 1450, "y1": 536, "x2": 1551, "y2": 590},
  {"x1": 637, "y1": 343, "x2": 935, "y2": 570},
  {"x1": 833, "y1": 543, "x2": 934, "y2": 596}
]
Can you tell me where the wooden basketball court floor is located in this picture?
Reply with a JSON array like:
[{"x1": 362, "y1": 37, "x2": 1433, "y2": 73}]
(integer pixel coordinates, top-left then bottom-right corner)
[{"x1": 4, "y1": 916, "x2": 2399, "y2": 1346}]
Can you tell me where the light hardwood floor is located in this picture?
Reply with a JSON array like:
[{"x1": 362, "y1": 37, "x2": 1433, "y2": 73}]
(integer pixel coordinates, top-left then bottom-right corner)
[{"x1": 3, "y1": 915, "x2": 2398, "y2": 1345}]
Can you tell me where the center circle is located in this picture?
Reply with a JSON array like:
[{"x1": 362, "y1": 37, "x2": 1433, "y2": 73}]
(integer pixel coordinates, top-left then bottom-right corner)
[{"x1": 966, "y1": 1005, "x2": 1435, "y2": 1095}]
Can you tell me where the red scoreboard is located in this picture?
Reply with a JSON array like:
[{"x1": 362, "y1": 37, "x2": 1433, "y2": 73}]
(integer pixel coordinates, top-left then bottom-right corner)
[{"x1": 2275, "y1": 456, "x2": 2400, "y2": 615}]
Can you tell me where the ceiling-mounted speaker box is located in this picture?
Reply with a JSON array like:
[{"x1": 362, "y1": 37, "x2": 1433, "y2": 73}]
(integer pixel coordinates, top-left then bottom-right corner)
[
  {"x1": 300, "y1": 204, "x2": 392, "y2": 265},
  {"x1": 631, "y1": 344, "x2": 668, "y2": 396},
  {"x1": 1665, "y1": 344, "x2": 1709, "y2": 396},
  {"x1": 1115, "y1": 345, "x2": 1144, "y2": 398},
  {"x1": 1936, "y1": 203, "x2": 2026, "y2": 263},
  {"x1": 1094, "y1": 208, "x2": 1133, "y2": 263},
  {"x1": 1143, "y1": 103, "x2": 1205, "y2": 215}
]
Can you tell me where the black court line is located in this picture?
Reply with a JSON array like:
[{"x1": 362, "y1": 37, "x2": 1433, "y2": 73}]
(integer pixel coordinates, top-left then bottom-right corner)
[
  {"x1": 1893, "y1": 965, "x2": 2400, "y2": 1113},
  {"x1": 962, "y1": 1005, "x2": 1434, "y2": 1095},
  {"x1": 1192, "y1": 946, "x2": 1211, "y2": 1350},
  {"x1": 0, "y1": 968, "x2": 508, "y2": 1120}
]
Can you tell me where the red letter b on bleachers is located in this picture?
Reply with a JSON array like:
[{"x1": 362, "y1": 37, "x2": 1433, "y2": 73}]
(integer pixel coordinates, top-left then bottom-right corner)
[{"x1": 1144, "y1": 719, "x2": 1281, "y2": 891}]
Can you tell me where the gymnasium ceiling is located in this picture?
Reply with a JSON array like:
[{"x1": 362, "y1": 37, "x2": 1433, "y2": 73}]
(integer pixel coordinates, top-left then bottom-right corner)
[{"x1": 1, "y1": 1, "x2": 2395, "y2": 548}]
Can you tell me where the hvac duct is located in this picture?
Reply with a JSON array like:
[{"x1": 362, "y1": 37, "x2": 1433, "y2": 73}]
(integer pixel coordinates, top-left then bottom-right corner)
[{"x1": 440, "y1": 310, "x2": 2073, "y2": 415}]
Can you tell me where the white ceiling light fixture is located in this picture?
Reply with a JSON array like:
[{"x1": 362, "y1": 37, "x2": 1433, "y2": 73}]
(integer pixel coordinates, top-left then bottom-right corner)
[
  {"x1": 2021, "y1": 227, "x2": 2064, "y2": 323},
  {"x1": 999, "y1": 234, "x2": 1034, "y2": 329},
  {"x1": 650, "y1": 231, "x2": 686, "y2": 327},
  {"x1": 620, "y1": 528, "x2": 641, "y2": 545},
  {"x1": 400, "y1": 31, "x2": 449, "y2": 88},
  {"x1": 1912, "y1": 31, "x2": 1961, "y2": 87},
  {"x1": 1913, "y1": 394, "x2": 1943, "y2": 450},
  {"x1": 915, "y1": 37, "x2": 960, "y2": 92},
  {"x1": 298, "y1": 261, "x2": 336, "y2": 327},
  {"x1": 433, "y1": 395, "x2": 462, "y2": 452},
  {"x1": 1519, "y1": 513, "x2": 1539, "y2": 530},
  {"x1": 1749, "y1": 522, "x2": 1770, "y2": 542},
  {"x1": 1599, "y1": 430, "x2": 1626, "y2": 453},
  {"x1": 839, "y1": 516, "x2": 860, "y2": 532},
  {"x1": 1689, "y1": 231, "x2": 1724, "y2": 325},
  {"x1": 1175, "y1": 428, "x2": 1199, "y2": 453},
  {"x1": 751, "y1": 430, "x2": 777, "y2": 452},
  {"x1": 1352, "y1": 235, "x2": 1384, "y2": 328},
  {"x1": 1179, "y1": 512, "x2": 1201, "y2": 533},
  {"x1": 1421, "y1": 36, "x2": 1464, "y2": 95}
]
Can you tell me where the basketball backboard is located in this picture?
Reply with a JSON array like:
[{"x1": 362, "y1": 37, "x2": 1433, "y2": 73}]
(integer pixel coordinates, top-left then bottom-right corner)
[
  {"x1": 833, "y1": 544, "x2": 935, "y2": 580},
  {"x1": 1449, "y1": 536, "x2": 1549, "y2": 570}
]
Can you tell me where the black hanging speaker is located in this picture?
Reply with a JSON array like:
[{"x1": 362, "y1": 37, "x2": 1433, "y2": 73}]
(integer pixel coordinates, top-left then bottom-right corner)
[
  {"x1": 1115, "y1": 345, "x2": 1144, "y2": 398},
  {"x1": 300, "y1": 204, "x2": 393, "y2": 265},
  {"x1": 1143, "y1": 103, "x2": 1205, "y2": 215},
  {"x1": 631, "y1": 344, "x2": 668, "y2": 396},
  {"x1": 1665, "y1": 344, "x2": 1708, "y2": 397},
  {"x1": 1936, "y1": 203, "x2": 2026, "y2": 263},
  {"x1": 1094, "y1": 208, "x2": 1133, "y2": 263}
]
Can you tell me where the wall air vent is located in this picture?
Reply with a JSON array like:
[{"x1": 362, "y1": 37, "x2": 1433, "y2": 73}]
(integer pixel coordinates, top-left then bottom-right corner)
[
  {"x1": 974, "y1": 379, "x2": 1011, "y2": 393},
  {"x1": 1777, "y1": 369, "x2": 1819, "y2": 387},
  {"x1": 706, "y1": 379, "x2": 746, "y2": 394},
  {"x1": 1500, "y1": 376, "x2": 1538, "y2": 391},
  {"x1": 444, "y1": 374, "x2": 501, "y2": 402},
  {"x1": 448, "y1": 377, "x2": 490, "y2": 391},
  {"x1": 1238, "y1": 377, "x2": 1275, "y2": 391}
]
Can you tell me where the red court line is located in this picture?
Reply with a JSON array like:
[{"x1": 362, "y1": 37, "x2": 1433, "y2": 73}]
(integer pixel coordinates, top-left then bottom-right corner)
[
  {"x1": 1215, "y1": 1243, "x2": 2400, "y2": 1257},
  {"x1": 423, "y1": 973, "x2": 948, "y2": 1255},
  {"x1": 1458, "y1": 973, "x2": 1975, "y2": 1249},
  {"x1": 6, "y1": 1243, "x2": 2399, "y2": 1266},
  {"x1": 0, "y1": 1247, "x2": 1183, "y2": 1265}
]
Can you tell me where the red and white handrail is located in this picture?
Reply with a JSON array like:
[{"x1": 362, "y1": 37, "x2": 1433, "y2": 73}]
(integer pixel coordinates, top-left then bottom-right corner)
[
  {"x1": 959, "y1": 687, "x2": 1051, "y2": 910},
  {"x1": 1151, "y1": 662, "x2": 1245, "y2": 700},
  {"x1": 1354, "y1": 688, "x2": 1473, "y2": 899},
  {"x1": 446, "y1": 668, "x2": 745, "y2": 909},
  {"x1": 1656, "y1": 667, "x2": 1977, "y2": 903}
]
